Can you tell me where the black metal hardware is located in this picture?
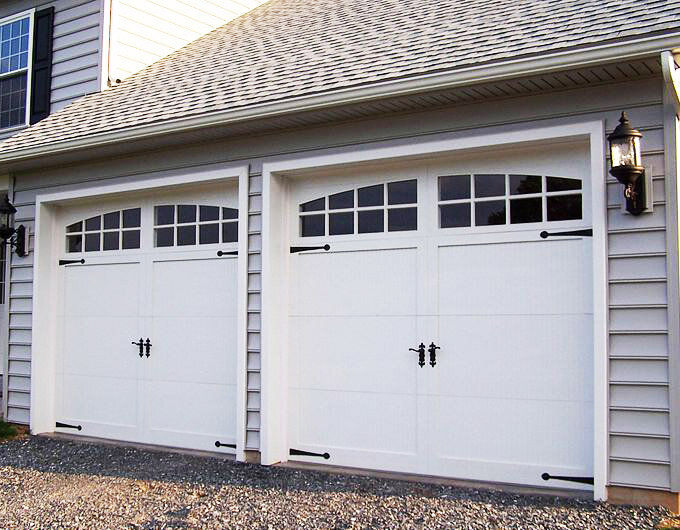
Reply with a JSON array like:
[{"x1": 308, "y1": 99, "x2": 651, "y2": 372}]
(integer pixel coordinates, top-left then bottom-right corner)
[
  {"x1": 541, "y1": 472, "x2": 594, "y2": 485},
  {"x1": 290, "y1": 448, "x2": 330, "y2": 459},
  {"x1": 540, "y1": 229, "x2": 593, "y2": 239},
  {"x1": 428, "y1": 343, "x2": 440, "y2": 367},
  {"x1": 409, "y1": 343, "x2": 426, "y2": 368},
  {"x1": 217, "y1": 250, "x2": 238, "y2": 257},
  {"x1": 56, "y1": 422, "x2": 82, "y2": 431},
  {"x1": 144, "y1": 338, "x2": 152, "y2": 358},
  {"x1": 215, "y1": 441, "x2": 237, "y2": 449},
  {"x1": 59, "y1": 258, "x2": 85, "y2": 266},
  {"x1": 132, "y1": 338, "x2": 144, "y2": 358},
  {"x1": 290, "y1": 244, "x2": 330, "y2": 254}
]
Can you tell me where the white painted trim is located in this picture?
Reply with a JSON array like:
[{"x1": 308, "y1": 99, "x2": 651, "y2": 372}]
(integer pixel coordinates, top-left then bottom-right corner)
[
  {"x1": 662, "y1": 51, "x2": 680, "y2": 116},
  {"x1": 30, "y1": 163, "x2": 250, "y2": 461},
  {"x1": 261, "y1": 119, "x2": 609, "y2": 500},
  {"x1": 98, "y1": 0, "x2": 113, "y2": 91},
  {"x1": 1, "y1": 31, "x2": 680, "y2": 164}
]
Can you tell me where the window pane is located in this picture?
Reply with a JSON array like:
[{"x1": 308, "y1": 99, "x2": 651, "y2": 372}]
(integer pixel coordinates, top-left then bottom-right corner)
[
  {"x1": 475, "y1": 200, "x2": 506, "y2": 226},
  {"x1": 66, "y1": 221, "x2": 82, "y2": 233},
  {"x1": 84, "y1": 233, "x2": 100, "y2": 252},
  {"x1": 103, "y1": 232, "x2": 119, "y2": 251},
  {"x1": 199, "y1": 223, "x2": 219, "y2": 244},
  {"x1": 0, "y1": 73, "x2": 26, "y2": 128},
  {"x1": 547, "y1": 176, "x2": 582, "y2": 192},
  {"x1": 123, "y1": 208, "x2": 141, "y2": 228},
  {"x1": 122, "y1": 230, "x2": 141, "y2": 249},
  {"x1": 388, "y1": 207, "x2": 417, "y2": 231},
  {"x1": 388, "y1": 180, "x2": 417, "y2": 205},
  {"x1": 155, "y1": 227, "x2": 173, "y2": 247},
  {"x1": 85, "y1": 216, "x2": 101, "y2": 231},
  {"x1": 510, "y1": 175, "x2": 541, "y2": 195},
  {"x1": 440, "y1": 203, "x2": 471, "y2": 228},
  {"x1": 154, "y1": 205, "x2": 174, "y2": 226},
  {"x1": 547, "y1": 195, "x2": 582, "y2": 221},
  {"x1": 222, "y1": 222, "x2": 238, "y2": 243},
  {"x1": 329, "y1": 212, "x2": 353, "y2": 235},
  {"x1": 200, "y1": 205, "x2": 219, "y2": 222},
  {"x1": 510, "y1": 197, "x2": 542, "y2": 224},
  {"x1": 222, "y1": 207, "x2": 238, "y2": 220},
  {"x1": 358, "y1": 184, "x2": 383, "y2": 207},
  {"x1": 177, "y1": 225, "x2": 196, "y2": 246},
  {"x1": 439, "y1": 175, "x2": 470, "y2": 201},
  {"x1": 329, "y1": 190, "x2": 353, "y2": 210},
  {"x1": 300, "y1": 198, "x2": 324, "y2": 212},
  {"x1": 358, "y1": 209, "x2": 384, "y2": 233},
  {"x1": 301, "y1": 214, "x2": 324, "y2": 237},
  {"x1": 177, "y1": 204, "x2": 196, "y2": 224},
  {"x1": 474, "y1": 174, "x2": 505, "y2": 198},
  {"x1": 103, "y1": 212, "x2": 120, "y2": 230},
  {"x1": 67, "y1": 235, "x2": 82, "y2": 253}
]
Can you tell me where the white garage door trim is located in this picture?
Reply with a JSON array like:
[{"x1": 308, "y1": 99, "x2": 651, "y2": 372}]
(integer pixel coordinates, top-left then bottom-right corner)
[
  {"x1": 261, "y1": 120, "x2": 608, "y2": 500},
  {"x1": 30, "y1": 163, "x2": 250, "y2": 461}
]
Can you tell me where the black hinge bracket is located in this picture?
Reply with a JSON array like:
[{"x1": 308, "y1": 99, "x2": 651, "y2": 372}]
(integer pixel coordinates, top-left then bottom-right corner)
[
  {"x1": 58, "y1": 259, "x2": 85, "y2": 266},
  {"x1": 215, "y1": 441, "x2": 236, "y2": 449},
  {"x1": 56, "y1": 422, "x2": 82, "y2": 431},
  {"x1": 290, "y1": 244, "x2": 330, "y2": 254},
  {"x1": 541, "y1": 472, "x2": 594, "y2": 485},
  {"x1": 217, "y1": 250, "x2": 238, "y2": 257},
  {"x1": 290, "y1": 448, "x2": 330, "y2": 459},
  {"x1": 540, "y1": 229, "x2": 593, "y2": 239}
]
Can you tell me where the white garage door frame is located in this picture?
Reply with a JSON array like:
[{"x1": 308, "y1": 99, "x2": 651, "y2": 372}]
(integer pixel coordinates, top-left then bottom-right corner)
[
  {"x1": 261, "y1": 120, "x2": 609, "y2": 500},
  {"x1": 29, "y1": 163, "x2": 250, "y2": 461}
]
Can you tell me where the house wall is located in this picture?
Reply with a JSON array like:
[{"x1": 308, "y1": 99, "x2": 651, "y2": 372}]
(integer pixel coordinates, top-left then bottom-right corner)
[
  {"x1": 4, "y1": 76, "x2": 676, "y2": 493},
  {"x1": 108, "y1": 0, "x2": 269, "y2": 82}
]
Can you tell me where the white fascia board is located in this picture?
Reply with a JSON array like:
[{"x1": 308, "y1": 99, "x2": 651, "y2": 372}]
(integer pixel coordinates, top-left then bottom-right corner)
[{"x1": 1, "y1": 31, "x2": 680, "y2": 165}]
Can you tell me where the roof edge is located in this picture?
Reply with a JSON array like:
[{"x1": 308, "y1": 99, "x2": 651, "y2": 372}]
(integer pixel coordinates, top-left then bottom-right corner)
[{"x1": 2, "y1": 30, "x2": 680, "y2": 166}]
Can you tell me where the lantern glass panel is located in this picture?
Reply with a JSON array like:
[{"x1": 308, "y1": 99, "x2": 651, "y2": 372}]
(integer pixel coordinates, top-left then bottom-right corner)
[{"x1": 611, "y1": 136, "x2": 641, "y2": 168}]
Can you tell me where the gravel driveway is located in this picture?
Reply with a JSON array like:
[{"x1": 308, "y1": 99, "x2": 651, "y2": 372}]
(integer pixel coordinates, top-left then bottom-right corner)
[{"x1": 0, "y1": 436, "x2": 671, "y2": 529}]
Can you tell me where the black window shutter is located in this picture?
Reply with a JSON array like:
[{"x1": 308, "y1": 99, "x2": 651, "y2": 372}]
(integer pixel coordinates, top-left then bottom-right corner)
[{"x1": 29, "y1": 7, "x2": 55, "y2": 125}]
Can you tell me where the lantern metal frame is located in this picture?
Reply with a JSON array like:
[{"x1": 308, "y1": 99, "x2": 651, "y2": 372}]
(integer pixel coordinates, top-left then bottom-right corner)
[
  {"x1": 0, "y1": 196, "x2": 27, "y2": 257},
  {"x1": 607, "y1": 112, "x2": 651, "y2": 215}
]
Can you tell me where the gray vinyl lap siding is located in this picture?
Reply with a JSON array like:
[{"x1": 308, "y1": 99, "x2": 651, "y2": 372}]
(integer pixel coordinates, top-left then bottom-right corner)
[{"x1": 3, "y1": 75, "x2": 676, "y2": 491}]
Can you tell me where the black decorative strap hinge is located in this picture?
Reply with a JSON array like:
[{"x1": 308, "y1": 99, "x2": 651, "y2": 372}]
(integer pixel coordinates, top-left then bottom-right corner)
[
  {"x1": 540, "y1": 229, "x2": 593, "y2": 239},
  {"x1": 217, "y1": 250, "x2": 238, "y2": 257},
  {"x1": 58, "y1": 259, "x2": 85, "y2": 266},
  {"x1": 56, "y1": 422, "x2": 82, "y2": 431},
  {"x1": 290, "y1": 244, "x2": 330, "y2": 254},
  {"x1": 215, "y1": 441, "x2": 236, "y2": 449},
  {"x1": 290, "y1": 448, "x2": 330, "y2": 460},
  {"x1": 541, "y1": 472, "x2": 594, "y2": 485}
]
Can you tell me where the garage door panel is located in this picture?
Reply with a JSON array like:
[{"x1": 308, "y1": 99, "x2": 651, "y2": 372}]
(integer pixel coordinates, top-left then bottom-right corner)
[
  {"x1": 290, "y1": 315, "x2": 418, "y2": 394},
  {"x1": 438, "y1": 240, "x2": 591, "y2": 315},
  {"x1": 291, "y1": 248, "x2": 418, "y2": 316},
  {"x1": 437, "y1": 315, "x2": 593, "y2": 402},
  {"x1": 64, "y1": 263, "x2": 141, "y2": 317}
]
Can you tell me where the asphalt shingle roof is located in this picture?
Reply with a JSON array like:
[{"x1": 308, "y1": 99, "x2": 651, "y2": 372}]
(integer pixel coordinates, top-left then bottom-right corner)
[{"x1": 2, "y1": 0, "x2": 679, "y2": 154}]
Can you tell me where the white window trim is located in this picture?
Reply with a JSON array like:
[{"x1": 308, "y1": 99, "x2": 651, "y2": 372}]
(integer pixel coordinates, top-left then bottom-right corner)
[{"x1": 0, "y1": 8, "x2": 35, "y2": 130}]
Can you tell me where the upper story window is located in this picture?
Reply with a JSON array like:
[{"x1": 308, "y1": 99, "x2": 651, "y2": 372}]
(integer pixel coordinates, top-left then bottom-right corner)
[
  {"x1": 0, "y1": 13, "x2": 31, "y2": 130},
  {"x1": 299, "y1": 179, "x2": 418, "y2": 237}
]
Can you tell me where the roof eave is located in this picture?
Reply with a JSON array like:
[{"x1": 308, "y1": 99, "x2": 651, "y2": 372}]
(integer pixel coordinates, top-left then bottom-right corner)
[{"x1": 1, "y1": 30, "x2": 679, "y2": 167}]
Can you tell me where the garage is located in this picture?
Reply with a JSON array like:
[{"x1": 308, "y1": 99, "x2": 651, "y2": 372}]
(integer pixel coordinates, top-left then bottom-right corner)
[
  {"x1": 283, "y1": 142, "x2": 596, "y2": 488},
  {"x1": 51, "y1": 182, "x2": 242, "y2": 453}
]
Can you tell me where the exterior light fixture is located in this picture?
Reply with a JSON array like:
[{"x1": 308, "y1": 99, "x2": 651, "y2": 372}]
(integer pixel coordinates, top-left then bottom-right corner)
[
  {"x1": 0, "y1": 196, "x2": 27, "y2": 257},
  {"x1": 608, "y1": 112, "x2": 650, "y2": 215}
]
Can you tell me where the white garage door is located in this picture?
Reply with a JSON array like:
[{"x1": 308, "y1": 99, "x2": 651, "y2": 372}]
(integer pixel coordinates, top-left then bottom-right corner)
[
  {"x1": 288, "y1": 146, "x2": 594, "y2": 489},
  {"x1": 55, "y1": 186, "x2": 240, "y2": 452}
]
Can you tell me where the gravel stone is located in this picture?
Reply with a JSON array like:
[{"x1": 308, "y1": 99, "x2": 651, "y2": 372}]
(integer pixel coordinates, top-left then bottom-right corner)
[{"x1": 0, "y1": 437, "x2": 671, "y2": 529}]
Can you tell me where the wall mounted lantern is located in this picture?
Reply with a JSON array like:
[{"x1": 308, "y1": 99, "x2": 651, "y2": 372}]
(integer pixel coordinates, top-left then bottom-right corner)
[
  {"x1": 0, "y1": 196, "x2": 27, "y2": 257},
  {"x1": 608, "y1": 112, "x2": 650, "y2": 215}
]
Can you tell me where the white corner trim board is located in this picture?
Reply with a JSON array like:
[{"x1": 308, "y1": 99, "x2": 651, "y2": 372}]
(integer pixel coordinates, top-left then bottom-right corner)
[
  {"x1": 260, "y1": 119, "x2": 608, "y2": 500},
  {"x1": 29, "y1": 163, "x2": 250, "y2": 461},
  {"x1": 661, "y1": 50, "x2": 680, "y2": 116},
  {"x1": 0, "y1": 32, "x2": 678, "y2": 165}
]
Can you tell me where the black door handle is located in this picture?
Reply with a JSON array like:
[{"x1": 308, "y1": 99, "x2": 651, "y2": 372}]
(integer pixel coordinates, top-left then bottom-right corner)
[
  {"x1": 132, "y1": 338, "x2": 143, "y2": 358},
  {"x1": 409, "y1": 343, "x2": 426, "y2": 367},
  {"x1": 144, "y1": 338, "x2": 152, "y2": 358},
  {"x1": 428, "y1": 343, "x2": 440, "y2": 367}
]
